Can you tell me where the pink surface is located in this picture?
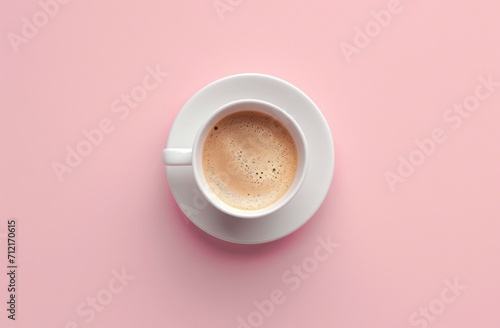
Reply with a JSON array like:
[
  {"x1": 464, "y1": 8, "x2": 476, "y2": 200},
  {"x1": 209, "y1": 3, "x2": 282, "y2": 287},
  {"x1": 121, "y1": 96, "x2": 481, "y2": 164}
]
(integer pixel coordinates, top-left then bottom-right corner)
[{"x1": 1, "y1": 0, "x2": 499, "y2": 327}]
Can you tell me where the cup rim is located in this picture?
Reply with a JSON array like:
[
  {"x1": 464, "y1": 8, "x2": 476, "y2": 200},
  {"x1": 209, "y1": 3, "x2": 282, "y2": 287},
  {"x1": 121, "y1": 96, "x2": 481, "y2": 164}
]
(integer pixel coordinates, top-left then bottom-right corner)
[{"x1": 192, "y1": 99, "x2": 308, "y2": 219}]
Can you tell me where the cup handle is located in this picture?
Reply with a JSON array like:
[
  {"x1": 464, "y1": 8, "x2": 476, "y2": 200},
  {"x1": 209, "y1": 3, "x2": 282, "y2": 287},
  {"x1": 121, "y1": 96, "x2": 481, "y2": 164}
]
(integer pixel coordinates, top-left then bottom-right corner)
[{"x1": 163, "y1": 148, "x2": 192, "y2": 166}]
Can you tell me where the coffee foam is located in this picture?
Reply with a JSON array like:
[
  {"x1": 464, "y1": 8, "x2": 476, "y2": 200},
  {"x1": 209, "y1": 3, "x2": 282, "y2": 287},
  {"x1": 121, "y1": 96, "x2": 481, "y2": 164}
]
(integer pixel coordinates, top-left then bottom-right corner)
[{"x1": 202, "y1": 110, "x2": 298, "y2": 210}]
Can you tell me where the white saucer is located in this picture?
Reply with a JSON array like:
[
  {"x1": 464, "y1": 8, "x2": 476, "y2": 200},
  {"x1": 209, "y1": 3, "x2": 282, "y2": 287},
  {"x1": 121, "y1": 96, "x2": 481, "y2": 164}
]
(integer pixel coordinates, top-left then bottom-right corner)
[{"x1": 165, "y1": 73, "x2": 334, "y2": 244}]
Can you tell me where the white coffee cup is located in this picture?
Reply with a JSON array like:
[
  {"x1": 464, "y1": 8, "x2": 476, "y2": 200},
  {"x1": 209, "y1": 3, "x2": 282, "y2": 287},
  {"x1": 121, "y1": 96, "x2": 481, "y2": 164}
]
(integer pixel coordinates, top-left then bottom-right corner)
[{"x1": 163, "y1": 99, "x2": 308, "y2": 219}]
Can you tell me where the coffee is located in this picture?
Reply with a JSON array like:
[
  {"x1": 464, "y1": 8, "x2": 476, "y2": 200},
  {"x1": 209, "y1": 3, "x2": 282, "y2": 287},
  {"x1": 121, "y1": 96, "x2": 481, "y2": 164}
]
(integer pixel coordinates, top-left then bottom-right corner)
[{"x1": 202, "y1": 110, "x2": 298, "y2": 210}]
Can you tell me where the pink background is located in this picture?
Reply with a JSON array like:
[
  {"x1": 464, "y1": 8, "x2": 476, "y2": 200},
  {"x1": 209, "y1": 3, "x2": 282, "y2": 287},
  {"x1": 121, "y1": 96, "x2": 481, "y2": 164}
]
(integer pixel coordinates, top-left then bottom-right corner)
[{"x1": 1, "y1": 0, "x2": 499, "y2": 327}]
